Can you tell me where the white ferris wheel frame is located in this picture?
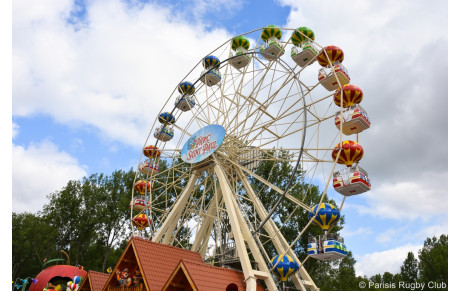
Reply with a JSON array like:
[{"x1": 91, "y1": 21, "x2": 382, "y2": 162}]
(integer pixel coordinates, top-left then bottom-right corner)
[{"x1": 130, "y1": 26, "x2": 354, "y2": 291}]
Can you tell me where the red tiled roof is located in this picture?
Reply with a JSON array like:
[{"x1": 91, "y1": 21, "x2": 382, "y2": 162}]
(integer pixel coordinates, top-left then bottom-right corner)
[
  {"x1": 181, "y1": 259, "x2": 247, "y2": 291},
  {"x1": 131, "y1": 237, "x2": 205, "y2": 291},
  {"x1": 104, "y1": 237, "x2": 266, "y2": 291},
  {"x1": 83, "y1": 270, "x2": 110, "y2": 291}
]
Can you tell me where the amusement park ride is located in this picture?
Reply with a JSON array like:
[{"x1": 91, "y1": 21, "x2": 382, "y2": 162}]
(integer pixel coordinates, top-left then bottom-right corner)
[{"x1": 130, "y1": 26, "x2": 371, "y2": 291}]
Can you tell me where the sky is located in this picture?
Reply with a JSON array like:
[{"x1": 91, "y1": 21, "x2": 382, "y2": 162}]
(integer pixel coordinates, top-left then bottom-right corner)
[{"x1": 8, "y1": 0, "x2": 453, "y2": 280}]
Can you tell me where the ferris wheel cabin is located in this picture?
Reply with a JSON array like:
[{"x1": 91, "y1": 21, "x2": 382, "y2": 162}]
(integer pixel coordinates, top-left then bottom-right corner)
[
  {"x1": 200, "y1": 69, "x2": 221, "y2": 86},
  {"x1": 130, "y1": 197, "x2": 150, "y2": 212},
  {"x1": 175, "y1": 95, "x2": 196, "y2": 112},
  {"x1": 335, "y1": 104, "x2": 371, "y2": 135},
  {"x1": 200, "y1": 55, "x2": 222, "y2": 87},
  {"x1": 291, "y1": 44, "x2": 318, "y2": 67},
  {"x1": 260, "y1": 37, "x2": 285, "y2": 61},
  {"x1": 154, "y1": 125, "x2": 174, "y2": 142},
  {"x1": 229, "y1": 47, "x2": 251, "y2": 70},
  {"x1": 333, "y1": 165, "x2": 371, "y2": 196},
  {"x1": 138, "y1": 160, "x2": 160, "y2": 176},
  {"x1": 318, "y1": 64, "x2": 350, "y2": 91},
  {"x1": 307, "y1": 234, "x2": 347, "y2": 261}
]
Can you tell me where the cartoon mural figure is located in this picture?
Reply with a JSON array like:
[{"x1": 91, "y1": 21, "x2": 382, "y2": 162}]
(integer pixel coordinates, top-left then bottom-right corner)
[
  {"x1": 116, "y1": 268, "x2": 132, "y2": 287},
  {"x1": 133, "y1": 268, "x2": 143, "y2": 286}
]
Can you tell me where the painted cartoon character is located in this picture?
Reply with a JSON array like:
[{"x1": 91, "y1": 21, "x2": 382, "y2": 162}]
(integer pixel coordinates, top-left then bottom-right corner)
[
  {"x1": 133, "y1": 268, "x2": 143, "y2": 286},
  {"x1": 116, "y1": 269, "x2": 122, "y2": 285},
  {"x1": 187, "y1": 138, "x2": 196, "y2": 150},
  {"x1": 121, "y1": 268, "x2": 132, "y2": 286}
]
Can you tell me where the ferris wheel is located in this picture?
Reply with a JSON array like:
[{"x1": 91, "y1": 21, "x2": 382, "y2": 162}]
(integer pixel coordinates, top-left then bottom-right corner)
[{"x1": 130, "y1": 26, "x2": 371, "y2": 290}]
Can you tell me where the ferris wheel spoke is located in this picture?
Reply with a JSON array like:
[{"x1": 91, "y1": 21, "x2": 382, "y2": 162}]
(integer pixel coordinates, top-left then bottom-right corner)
[
  {"x1": 219, "y1": 68, "x2": 250, "y2": 129},
  {"x1": 238, "y1": 106, "x2": 304, "y2": 146},
  {"x1": 208, "y1": 86, "x2": 222, "y2": 124},
  {"x1": 226, "y1": 70, "x2": 301, "y2": 140},
  {"x1": 171, "y1": 123, "x2": 193, "y2": 137},
  {"x1": 252, "y1": 113, "x2": 336, "y2": 149},
  {"x1": 191, "y1": 187, "x2": 221, "y2": 254},
  {"x1": 215, "y1": 151, "x2": 312, "y2": 213},
  {"x1": 223, "y1": 63, "x2": 274, "y2": 135},
  {"x1": 152, "y1": 171, "x2": 201, "y2": 244},
  {"x1": 235, "y1": 165, "x2": 293, "y2": 245},
  {"x1": 151, "y1": 164, "x2": 193, "y2": 204},
  {"x1": 156, "y1": 149, "x2": 181, "y2": 158}
]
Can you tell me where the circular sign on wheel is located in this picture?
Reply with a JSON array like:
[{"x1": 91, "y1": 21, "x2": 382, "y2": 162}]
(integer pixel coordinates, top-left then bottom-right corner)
[{"x1": 181, "y1": 124, "x2": 226, "y2": 164}]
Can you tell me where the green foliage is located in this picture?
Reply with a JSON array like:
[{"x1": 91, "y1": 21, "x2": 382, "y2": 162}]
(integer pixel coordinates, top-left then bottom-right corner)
[
  {"x1": 400, "y1": 251, "x2": 418, "y2": 283},
  {"x1": 418, "y1": 234, "x2": 448, "y2": 287},
  {"x1": 80, "y1": 169, "x2": 135, "y2": 270},
  {"x1": 11, "y1": 158, "x2": 449, "y2": 291},
  {"x1": 365, "y1": 235, "x2": 448, "y2": 291},
  {"x1": 12, "y1": 169, "x2": 136, "y2": 280},
  {"x1": 12, "y1": 212, "x2": 59, "y2": 280},
  {"x1": 302, "y1": 252, "x2": 358, "y2": 291},
  {"x1": 335, "y1": 251, "x2": 357, "y2": 289},
  {"x1": 42, "y1": 179, "x2": 97, "y2": 265},
  {"x1": 382, "y1": 272, "x2": 395, "y2": 283}
]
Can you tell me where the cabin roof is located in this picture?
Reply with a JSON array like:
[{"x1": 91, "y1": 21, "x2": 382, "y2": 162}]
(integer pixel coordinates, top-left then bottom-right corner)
[{"x1": 80, "y1": 270, "x2": 110, "y2": 291}]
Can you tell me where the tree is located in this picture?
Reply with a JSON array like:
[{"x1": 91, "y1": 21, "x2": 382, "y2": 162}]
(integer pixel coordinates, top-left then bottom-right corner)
[
  {"x1": 400, "y1": 251, "x2": 418, "y2": 283},
  {"x1": 307, "y1": 260, "x2": 337, "y2": 290},
  {"x1": 12, "y1": 212, "x2": 59, "y2": 280},
  {"x1": 334, "y1": 251, "x2": 358, "y2": 290},
  {"x1": 41, "y1": 169, "x2": 136, "y2": 272},
  {"x1": 392, "y1": 273, "x2": 402, "y2": 291},
  {"x1": 369, "y1": 273, "x2": 382, "y2": 285},
  {"x1": 42, "y1": 180, "x2": 97, "y2": 266},
  {"x1": 81, "y1": 169, "x2": 134, "y2": 271},
  {"x1": 418, "y1": 234, "x2": 448, "y2": 287}
]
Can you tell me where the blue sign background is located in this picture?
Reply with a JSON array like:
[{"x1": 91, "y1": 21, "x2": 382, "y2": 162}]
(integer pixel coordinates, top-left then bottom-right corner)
[{"x1": 181, "y1": 124, "x2": 226, "y2": 164}]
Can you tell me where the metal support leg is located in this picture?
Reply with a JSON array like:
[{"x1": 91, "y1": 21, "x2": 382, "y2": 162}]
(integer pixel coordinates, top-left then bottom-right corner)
[
  {"x1": 236, "y1": 167, "x2": 318, "y2": 291},
  {"x1": 152, "y1": 171, "x2": 199, "y2": 244},
  {"x1": 214, "y1": 161, "x2": 259, "y2": 291},
  {"x1": 191, "y1": 189, "x2": 221, "y2": 256}
]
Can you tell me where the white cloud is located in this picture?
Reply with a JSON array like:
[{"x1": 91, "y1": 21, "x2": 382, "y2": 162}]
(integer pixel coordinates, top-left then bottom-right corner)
[
  {"x1": 355, "y1": 222, "x2": 447, "y2": 277},
  {"x1": 176, "y1": 0, "x2": 246, "y2": 22},
  {"x1": 346, "y1": 170, "x2": 447, "y2": 221},
  {"x1": 369, "y1": 221, "x2": 447, "y2": 247},
  {"x1": 355, "y1": 244, "x2": 421, "y2": 277},
  {"x1": 414, "y1": 223, "x2": 448, "y2": 242},
  {"x1": 12, "y1": 140, "x2": 87, "y2": 213},
  {"x1": 13, "y1": 0, "x2": 232, "y2": 148},
  {"x1": 279, "y1": 0, "x2": 448, "y2": 189},
  {"x1": 340, "y1": 226, "x2": 373, "y2": 238},
  {"x1": 280, "y1": 1, "x2": 446, "y2": 59},
  {"x1": 375, "y1": 226, "x2": 407, "y2": 244}
]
